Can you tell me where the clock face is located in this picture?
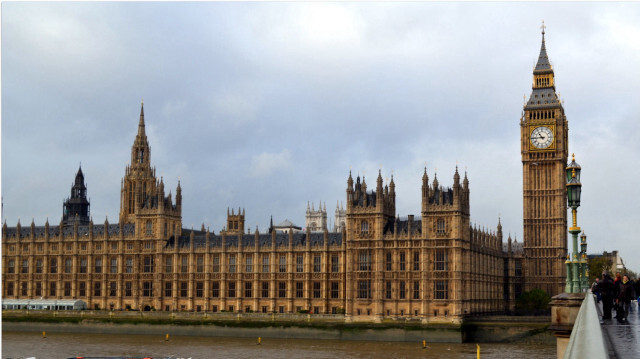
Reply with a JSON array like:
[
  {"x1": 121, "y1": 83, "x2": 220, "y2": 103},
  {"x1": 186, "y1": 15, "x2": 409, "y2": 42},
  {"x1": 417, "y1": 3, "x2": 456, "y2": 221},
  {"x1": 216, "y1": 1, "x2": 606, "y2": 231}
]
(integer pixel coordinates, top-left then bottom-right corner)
[{"x1": 530, "y1": 126, "x2": 554, "y2": 149}]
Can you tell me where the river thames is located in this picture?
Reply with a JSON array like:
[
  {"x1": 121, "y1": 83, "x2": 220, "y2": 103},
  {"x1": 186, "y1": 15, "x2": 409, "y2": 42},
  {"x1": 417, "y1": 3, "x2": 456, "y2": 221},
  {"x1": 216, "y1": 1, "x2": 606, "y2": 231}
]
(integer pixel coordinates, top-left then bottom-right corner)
[{"x1": 2, "y1": 331, "x2": 555, "y2": 359}]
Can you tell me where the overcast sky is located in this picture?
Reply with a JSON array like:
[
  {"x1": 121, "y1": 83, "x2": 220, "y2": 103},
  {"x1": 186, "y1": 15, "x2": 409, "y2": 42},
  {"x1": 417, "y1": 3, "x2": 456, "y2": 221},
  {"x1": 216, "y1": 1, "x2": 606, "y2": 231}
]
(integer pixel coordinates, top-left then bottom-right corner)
[{"x1": 2, "y1": 2, "x2": 639, "y2": 271}]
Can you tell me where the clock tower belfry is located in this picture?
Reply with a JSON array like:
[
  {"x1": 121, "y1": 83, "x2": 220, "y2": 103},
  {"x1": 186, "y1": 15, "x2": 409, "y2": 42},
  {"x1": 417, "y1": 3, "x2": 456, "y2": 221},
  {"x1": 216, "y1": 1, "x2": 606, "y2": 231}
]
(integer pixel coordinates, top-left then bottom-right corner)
[{"x1": 521, "y1": 25, "x2": 569, "y2": 296}]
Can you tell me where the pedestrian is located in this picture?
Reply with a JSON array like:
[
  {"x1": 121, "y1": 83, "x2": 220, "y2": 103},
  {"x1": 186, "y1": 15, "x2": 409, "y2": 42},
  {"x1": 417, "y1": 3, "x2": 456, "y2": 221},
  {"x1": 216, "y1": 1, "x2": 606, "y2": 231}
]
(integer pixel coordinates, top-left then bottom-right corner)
[
  {"x1": 591, "y1": 277, "x2": 601, "y2": 303},
  {"x1": 597, "y1": 271, "x2": 614, "y2": 321},
  {"x1": 634, "y1": 278, "x2": 640, "y2": 304},
  {"x1": 613, "y1": 272, "x2": 622, "y2": 318},
  {"x1": 617, "y1": 274, "x2": 635, "y2": 323}
]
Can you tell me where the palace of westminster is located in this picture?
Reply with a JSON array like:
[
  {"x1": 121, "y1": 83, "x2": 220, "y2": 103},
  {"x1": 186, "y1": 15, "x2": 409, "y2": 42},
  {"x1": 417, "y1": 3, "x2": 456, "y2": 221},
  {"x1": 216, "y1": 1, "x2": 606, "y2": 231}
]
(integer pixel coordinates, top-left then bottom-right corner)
[{"x1": 2, "y1": 30, "x2": 571, "y2": 323}]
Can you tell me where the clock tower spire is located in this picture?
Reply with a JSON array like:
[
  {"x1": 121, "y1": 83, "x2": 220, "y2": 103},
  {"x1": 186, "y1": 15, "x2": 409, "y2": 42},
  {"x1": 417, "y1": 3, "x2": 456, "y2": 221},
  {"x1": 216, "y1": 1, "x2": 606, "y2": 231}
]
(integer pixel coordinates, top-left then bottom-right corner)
[{"x1": 521, "y1": 24, "x2": 569, "y2": 297}]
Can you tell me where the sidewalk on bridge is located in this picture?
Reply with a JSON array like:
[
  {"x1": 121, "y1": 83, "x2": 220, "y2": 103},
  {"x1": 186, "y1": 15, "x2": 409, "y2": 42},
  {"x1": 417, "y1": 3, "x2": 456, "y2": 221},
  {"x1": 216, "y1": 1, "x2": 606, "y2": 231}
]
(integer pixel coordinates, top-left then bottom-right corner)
[{"x1": 595, "y1": 295, "x2": 640, "y2": 358}]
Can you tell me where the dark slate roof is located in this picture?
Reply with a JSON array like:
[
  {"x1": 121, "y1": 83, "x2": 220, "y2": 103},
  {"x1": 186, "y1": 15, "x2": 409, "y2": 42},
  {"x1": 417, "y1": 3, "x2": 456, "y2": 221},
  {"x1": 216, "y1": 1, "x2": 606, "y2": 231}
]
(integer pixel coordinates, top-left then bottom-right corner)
[
  {"x1": 429, "y1": 187, "x2": 454, "y2": 205},
  {"x1": 534, "y1": 34, "x2": 551, "y2": 72},
  {"x1": 169, "y1": 229, "x2": 343, "y2": 249},
  {"x1": 4, "y1": 223, "x2": 134, "y2": 239},
  {"x1": 525, "y1": 88, "x2": 560, "y2": 110},
  {"x1": 393, "y1": 219, "x2": 422, "y2": 236}
]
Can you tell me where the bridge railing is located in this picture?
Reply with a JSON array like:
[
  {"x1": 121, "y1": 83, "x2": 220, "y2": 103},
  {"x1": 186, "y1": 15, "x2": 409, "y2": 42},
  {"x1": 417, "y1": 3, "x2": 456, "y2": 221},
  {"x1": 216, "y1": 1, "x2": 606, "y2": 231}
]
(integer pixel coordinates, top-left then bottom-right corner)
[{"x1": 563, "y1": 291, "x2": 608, "y2": 359}]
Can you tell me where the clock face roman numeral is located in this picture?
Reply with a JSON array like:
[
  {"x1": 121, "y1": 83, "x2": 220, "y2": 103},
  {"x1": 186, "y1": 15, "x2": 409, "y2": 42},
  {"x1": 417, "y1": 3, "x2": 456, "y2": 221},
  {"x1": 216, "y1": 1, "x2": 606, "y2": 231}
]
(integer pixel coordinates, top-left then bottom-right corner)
[{"x1": 530, "y1": 126, "x2": 554, "y2": 149}]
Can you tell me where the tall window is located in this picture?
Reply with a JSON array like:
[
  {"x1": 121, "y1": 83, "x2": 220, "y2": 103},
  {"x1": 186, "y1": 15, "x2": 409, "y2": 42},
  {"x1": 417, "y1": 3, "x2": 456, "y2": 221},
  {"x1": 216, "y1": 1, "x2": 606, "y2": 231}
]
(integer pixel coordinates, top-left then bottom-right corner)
[
  {"x1": 211, "y1": 282, "x2": 220, "y2": 298},
  {"x1": 143, "y1": 256, "x2": 154, "y2": 273},
  {"x1": 181, "y1": 256, "x2": 188, "y2": 273},
  {"x1": 313, "y1": 282, "x2": 321, "y2": 298},
  {"x1": 164, "y1": 282, "x2": 172, "y2": 297},
  {"x1": 229, "y1": 255, "x2": 236, "y2": 273},
  {"x1": 296, "y1": 255, "x2": 304, "y2": 273},
  {"x1": 212, "y1": 255, "x2": 220, "y2": 273},
  {"x1": 110, "y1": 257, "x2": 118, "y2": 273},
  {"x1": 146, "y1": 220, "x2": 152, "y2": 236},
  {"x1": 278, "y1": 282, "x2": 286, "y2": 298},
  {"x1": 196, "y1": 282, "x2": 204, "y2": 297},
  {"x1": 50, "y1": 258, "x2": 57, "y2": 274},
  {"x1": 94, "y1": 282, "x2": 101, "y2": 296},
  {"x1": 95, "y1": 258, "x2": 102, "y2": 273},
  {"x1": 435, "y1": 280, "x2": 448, "y2": 300},
  {"x1": 360, "y1": 220, "x2": 369, "y2": 236},
  {"x1": 180, "y1": 282, "x2": 188, "y2": 297},
  {"x1": 143, "y1": 282, "x2": 153, "y2": 297},
  {"x1": 399, "y1": 252, "x2": 406, "y2": 271},
  {"x1": 295, "y1": 282, "x2": 303, "y2": 298},
  {"x1": 245, "y1": 255, "x2": 253, "y2": 273},
  {"x1": 79, "y1": 258, "x2": 87, "y2": 273},
  {"x1": 78, "y1": 282, "x2": 86, "y2": 297},
  {"x1": 244, "y1": 282, "x2": 252, "y2": 298},
  {"x1": 399, "y1": 281, "x2": 406, "y2": 299},
  {"x1": 125, "y1": 282, "x2": 133, "y2": 297},
  {"x1": 435, "y1": 249, "x2": 448, "y2": 271},
  {"x1": 7, "y1": 282, "x2": 14, "y2": 296},
  {"x1": 49, "y1": 282, "x2": 56, "y2": 296},
  {"x1": 413, "y1": 251, "x2": 420, "y2": 271},
  {"x1": 436, "y1": 218, "x2": 445, "y2": 235},
  {"x1": 385, "y1": 281, "x2": 392, "y2": 299},
  {"x1": 126, "y1": 257, "x2": 134, "y2": 273},
  {"x1": 279, "y1": 255, "x2": 286, "y2": 273},
  {"x1": 413, "y1": 281, "x2": 420, "y2": 299},
  {"x1": 313, "y1": 254, "x2": 321, "y2": 273},
  {"x1": 331, "y1": 282, "x2": 339, "y2": 299},
  {"x1": 357, "y1": 280, "x2": 371, "y2": 299},
  {"x1": 386, "y1": 252, "x2": 392, "y2": 271},
  {"x1": 109, "y1": 282, "x2": 117, "y2": 297},
  {"x1": 228, "y1": 282, "x2": 236, "y2": 298},
  {"x1": 196, "y1": 255, "x2": 204, "y2": 273},
  {"x1": 262, "y1": 255, "x2": 270, "y2": 273},
  {"x1": 64, "y1": 258, "x2": 72, "y2": 273},
  {"x1": 22, "y1": 259, "x2": 29, "y2": 274},
  {"x1": 358, "y1": 250, "x2": 371, "y2": 271},
  {"x1": 64, "y1": 282, "x2": 72, "y2": 296},
  {"x1": 7, "y1": 260, "x2": 15, "y2": 273},
  {"x1": 35, "y1": 259, "x2": 43, "y2": 274},
  {"x1": 262, "y1": 282, "x2": 269, "y2": 298},
  {"x1": 331, "y1": 255, "x2": 339, "y2": 273}
]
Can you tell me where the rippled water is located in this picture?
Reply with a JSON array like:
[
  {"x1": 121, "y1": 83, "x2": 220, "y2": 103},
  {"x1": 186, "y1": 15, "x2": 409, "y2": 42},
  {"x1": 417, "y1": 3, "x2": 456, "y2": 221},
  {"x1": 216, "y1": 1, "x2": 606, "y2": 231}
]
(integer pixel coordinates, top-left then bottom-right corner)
[{"x1": 2, "y1": 331, "x2": 555, "y2": 359}]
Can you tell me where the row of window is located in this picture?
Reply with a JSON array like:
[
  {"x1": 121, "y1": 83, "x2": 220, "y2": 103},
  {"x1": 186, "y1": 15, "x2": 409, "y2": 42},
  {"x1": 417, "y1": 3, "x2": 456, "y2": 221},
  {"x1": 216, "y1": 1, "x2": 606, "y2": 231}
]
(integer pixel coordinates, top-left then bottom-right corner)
[
  {"x1": 9, "y1": 249, "x2": 453, "y2": 275},
  {"x1": 7, "y1": 242, "x2": 137, "y2": 253},
  {"x1": 6, "y1": 254, "x2": 343, "y2": 275},
  {"x1": 357, "y1": 250, "x2": 449, "y2": 272},
  {"x1": 357, "y1": 280, "x2": 449, "y2": 300},
  {"x1": 6, "y1": 280, "x2": 449, "y2": 300},
  {"x1": 5, "y1": 280, "x2": 342, "y2": 300}
]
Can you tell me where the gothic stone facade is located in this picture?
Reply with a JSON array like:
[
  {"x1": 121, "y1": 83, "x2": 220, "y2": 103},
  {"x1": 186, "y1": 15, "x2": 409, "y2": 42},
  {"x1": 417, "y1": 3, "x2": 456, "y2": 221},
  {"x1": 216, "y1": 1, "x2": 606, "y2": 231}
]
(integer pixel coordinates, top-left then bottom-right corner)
[
  {"x1": 1, "y1": 106, "x2": 523, "y2": 323},
  {"x1": 5, "y1": 33, "x2": 579, "y2": 321}
]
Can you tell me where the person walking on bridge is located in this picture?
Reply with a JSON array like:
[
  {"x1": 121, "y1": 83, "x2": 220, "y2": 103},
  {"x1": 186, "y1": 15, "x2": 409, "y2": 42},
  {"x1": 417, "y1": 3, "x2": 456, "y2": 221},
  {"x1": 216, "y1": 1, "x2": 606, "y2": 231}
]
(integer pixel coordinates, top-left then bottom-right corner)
[
  {"x1": 617, "y1": 274, "x2": 635, "y2": 323},
  {"x1": 597, "y1": 271, "x2": 614, "y2": 321}
]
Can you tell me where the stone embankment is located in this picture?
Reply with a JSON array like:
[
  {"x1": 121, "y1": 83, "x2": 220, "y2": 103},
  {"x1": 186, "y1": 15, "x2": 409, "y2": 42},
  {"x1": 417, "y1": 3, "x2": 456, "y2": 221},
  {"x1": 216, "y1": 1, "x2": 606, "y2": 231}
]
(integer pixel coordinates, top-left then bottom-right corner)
[{"x1": 2, "y1": 310, "x2": 552, "y2": 344}]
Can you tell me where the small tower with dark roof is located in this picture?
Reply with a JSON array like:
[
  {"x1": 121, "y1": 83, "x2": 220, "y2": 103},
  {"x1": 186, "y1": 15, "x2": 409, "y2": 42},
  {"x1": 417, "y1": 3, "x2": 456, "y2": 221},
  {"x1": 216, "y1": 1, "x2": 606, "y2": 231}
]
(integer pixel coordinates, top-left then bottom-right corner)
[{"x1": 62, "y1": 166, "x2": 90, "y2": 226}]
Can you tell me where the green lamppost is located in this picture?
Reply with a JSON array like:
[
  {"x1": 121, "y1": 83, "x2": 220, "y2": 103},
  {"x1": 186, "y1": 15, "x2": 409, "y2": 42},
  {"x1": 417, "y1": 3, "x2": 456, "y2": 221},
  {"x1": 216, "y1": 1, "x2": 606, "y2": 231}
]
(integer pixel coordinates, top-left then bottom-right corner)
[
  {"x1": 580, "y1": 232, "x2": 589, "y2": 290},
  {"x1": 565, "y1": 154, "x2": 583, "y2": 293}
]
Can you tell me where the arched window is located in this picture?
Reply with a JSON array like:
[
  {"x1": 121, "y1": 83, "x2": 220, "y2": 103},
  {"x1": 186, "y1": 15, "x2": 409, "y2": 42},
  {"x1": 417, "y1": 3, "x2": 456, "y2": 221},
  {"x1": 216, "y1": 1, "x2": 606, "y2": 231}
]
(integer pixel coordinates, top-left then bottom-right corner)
[
  {"x1": 436, "y1": 218, "x2": 445, "y2": 235},
  {"x1": 361, "y1": 220, "x2": 369, "y2": 236}
]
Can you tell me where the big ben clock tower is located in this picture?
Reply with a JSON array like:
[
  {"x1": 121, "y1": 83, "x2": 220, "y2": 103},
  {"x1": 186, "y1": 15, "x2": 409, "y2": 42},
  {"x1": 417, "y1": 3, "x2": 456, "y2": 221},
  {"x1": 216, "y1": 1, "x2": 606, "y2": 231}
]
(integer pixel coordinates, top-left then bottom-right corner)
[{"x1": 521, "y1": 24, "x2": 569, "y2": 296}]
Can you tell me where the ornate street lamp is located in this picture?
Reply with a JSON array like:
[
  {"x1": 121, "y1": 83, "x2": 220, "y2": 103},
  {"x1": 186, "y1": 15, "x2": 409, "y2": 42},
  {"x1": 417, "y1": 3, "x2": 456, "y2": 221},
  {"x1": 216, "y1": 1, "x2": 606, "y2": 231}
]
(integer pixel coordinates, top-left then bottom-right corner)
[{"x1": 565, "y1": 154, "x2": 586, "y2": 293}]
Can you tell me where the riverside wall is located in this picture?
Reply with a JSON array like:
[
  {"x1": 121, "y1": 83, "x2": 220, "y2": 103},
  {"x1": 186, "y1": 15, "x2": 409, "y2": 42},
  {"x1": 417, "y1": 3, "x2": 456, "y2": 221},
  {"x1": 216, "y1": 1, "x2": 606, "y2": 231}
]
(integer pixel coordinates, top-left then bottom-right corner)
[{"x1": 2, "y1": 310, "x2": 553, "y2": 344}]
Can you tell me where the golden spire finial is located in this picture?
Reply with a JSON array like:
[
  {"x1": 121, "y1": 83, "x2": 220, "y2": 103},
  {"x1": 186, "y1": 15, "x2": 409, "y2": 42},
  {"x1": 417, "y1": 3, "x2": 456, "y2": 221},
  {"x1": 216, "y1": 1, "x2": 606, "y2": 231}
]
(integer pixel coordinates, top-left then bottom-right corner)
[
  {"x1": 572, "y1": 153, "x2": 575, "y2": 161},
  {"x1": 571, "y1": 168, "x2": 576, "y2": 178}
]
